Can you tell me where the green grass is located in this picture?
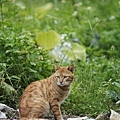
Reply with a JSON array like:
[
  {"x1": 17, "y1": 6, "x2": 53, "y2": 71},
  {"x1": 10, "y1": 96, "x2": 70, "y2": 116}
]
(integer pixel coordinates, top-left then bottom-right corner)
[
  {"x1": 63, "y1": 58, "x2": 120, "y2": 116},
  {"x1": 0, "y1": 0, "x2": 120, "y2": 117}
]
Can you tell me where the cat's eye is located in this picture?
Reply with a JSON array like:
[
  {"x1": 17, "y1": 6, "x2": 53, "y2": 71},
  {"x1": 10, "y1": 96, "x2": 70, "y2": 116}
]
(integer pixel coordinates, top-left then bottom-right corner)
[
  {"x1": 63, "y1": 76, "x2": 67, "y2": 78},
  {"x1": 66, "y1": 79, "x2": 72, "y2": 82},
  {"x1": 56, "y1": 76, "x2": 60, "y2": 78}
]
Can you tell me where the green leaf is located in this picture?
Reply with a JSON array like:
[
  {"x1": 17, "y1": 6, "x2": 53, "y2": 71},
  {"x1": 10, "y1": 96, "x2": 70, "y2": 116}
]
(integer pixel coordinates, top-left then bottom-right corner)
[
  {"x1": 29, "y1": 68, "x2": 37, "y2": 73},
  {"x1": 113, "y1": 82, "x2": 120, "y2": 88},
  {"x1": 1, "y1": 81, "x2": 16, "y2": 94},
  {"x1": 63, "y1": 43, "x2": 86, "y2": 62},
  {"x1": 30, "y1": 62, "x2": 36, "y2": 66},
  {"x1": 10, "y1": 75, "x2": 21, "y2": 80},
  {"x1": 36, "y1": 30, "x2": 61, "y2": 50}
]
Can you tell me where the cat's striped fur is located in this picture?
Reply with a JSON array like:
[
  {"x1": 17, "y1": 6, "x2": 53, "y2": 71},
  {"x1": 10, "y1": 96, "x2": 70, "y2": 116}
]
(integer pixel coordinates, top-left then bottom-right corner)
[{"x1": 19, "y1": 65, "x2": 74, "y2": 120}]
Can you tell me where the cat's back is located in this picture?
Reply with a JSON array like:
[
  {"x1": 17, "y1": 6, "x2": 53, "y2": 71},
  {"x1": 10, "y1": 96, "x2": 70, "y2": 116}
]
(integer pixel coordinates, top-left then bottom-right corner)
[
  {"x1": 20, "y1": 79, "x2": 49, "y2": 104},
  {"x1": 24, "y1": 79, "x2": 47, "y2": 92}
]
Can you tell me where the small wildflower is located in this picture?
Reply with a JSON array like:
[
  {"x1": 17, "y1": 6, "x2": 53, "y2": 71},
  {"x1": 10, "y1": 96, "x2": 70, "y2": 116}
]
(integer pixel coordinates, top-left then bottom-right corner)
[
  {"x1": 74, "y1": 2, "x2": 83, "y2": 7},
  {"x1": 72, "y1": 11, "x2": 78, "y2": 16},
  {"x1": 95, "y1": 17, "x2": 99, "y2": 22},
  {"x1": 61, "y1": 0, "x2": 66, "y2": 3},
  {"x1": 109, "y1": 15, "x2": 115, "y2": 20},
  {"x1": 85, "y1": 6, "x2": 92, "y2": 10}
]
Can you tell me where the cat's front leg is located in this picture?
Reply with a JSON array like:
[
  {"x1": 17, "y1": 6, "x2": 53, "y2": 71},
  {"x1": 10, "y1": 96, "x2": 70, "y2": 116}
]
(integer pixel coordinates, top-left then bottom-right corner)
[
  {"x1": 50, "y1": 99, "x2": 63, "y2": 120},
  {"x1": 51, "y1": 104, "x2": 63, "y2": 120}
]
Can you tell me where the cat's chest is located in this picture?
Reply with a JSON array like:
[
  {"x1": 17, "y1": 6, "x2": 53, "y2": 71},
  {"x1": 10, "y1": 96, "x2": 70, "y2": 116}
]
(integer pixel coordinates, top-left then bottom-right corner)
[
  {"x1": 59, "y1": 92, "x2": 69, "y2": 103},
  {"x1": 49, "y1": 86, "x2": 70, "y2": 102}
]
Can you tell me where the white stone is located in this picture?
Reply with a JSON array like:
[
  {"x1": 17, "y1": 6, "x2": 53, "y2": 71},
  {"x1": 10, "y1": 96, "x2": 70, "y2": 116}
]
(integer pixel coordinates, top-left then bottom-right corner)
[
  {"x1": 0, "y1": 111, "x2": 7, "y2": 118},
  {"x1": 67, "y1": 116, "x2": 88, "y2": 120},
  {"x1": 110, "y1": 109, "x2": 120, "y2": 120},
  {"x1": 0, "y1": 103, "x2": 15, "y2": 118}
]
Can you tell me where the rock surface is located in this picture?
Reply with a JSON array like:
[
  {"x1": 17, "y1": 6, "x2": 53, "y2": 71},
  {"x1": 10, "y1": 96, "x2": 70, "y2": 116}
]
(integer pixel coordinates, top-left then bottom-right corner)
[
  {"x1": 110, "y1": 109, "x2": 120, "y2": 120},
  {"x1": 0, "y1": 103, "x2": 120, "y2": 120}
]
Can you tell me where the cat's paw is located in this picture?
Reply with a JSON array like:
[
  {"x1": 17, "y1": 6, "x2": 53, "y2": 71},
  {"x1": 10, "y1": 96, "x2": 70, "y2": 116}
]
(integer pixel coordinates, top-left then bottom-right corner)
[
  {"x1": 55, "y1": 117, "x2": 64, "y2": 120},
  {"x1": 59, "y1": 118, "x2": 64, "y2": 120}
]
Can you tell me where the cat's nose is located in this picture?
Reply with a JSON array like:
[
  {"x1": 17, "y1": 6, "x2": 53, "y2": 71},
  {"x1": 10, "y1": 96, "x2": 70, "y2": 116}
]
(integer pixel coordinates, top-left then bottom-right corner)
[{"x1": 60, "y1": 81, "x2": 63, "y2": 84}]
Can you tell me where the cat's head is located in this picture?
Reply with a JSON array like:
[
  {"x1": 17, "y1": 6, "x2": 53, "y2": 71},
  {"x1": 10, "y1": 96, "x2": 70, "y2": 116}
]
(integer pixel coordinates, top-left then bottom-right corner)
[{"x1": 54, "y1": 65, "x2": 74, "y2": 87}]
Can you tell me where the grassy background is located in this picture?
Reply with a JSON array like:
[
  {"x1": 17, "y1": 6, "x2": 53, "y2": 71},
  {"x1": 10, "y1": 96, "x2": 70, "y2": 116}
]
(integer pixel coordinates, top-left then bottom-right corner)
[{"x1": 0, "y1": 0, "x2": 120, "y2": 118}]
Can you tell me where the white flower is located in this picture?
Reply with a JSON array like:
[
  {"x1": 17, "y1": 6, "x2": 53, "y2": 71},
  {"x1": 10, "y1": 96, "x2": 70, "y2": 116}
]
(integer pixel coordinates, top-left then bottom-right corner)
[
  {"x1": 85, "y1": 6, "x2": 92, "y2": 10},
  {"x1": 63, "y1": 42, "x2": 72, "y2": 48},
  {"x1": 61, "y1": 0, "x2": 66, "y2": 3},
  {"x1": 95, "y1": 17, "x2": 99, "y2": 22},
  {"x1": 72, "y1": 11, "x2": 78, "y2": 16},
  {"x1": 74, "y1": 2, "x2": 83, "y2": 7},
  {"x1": 109, "y1": 15, "x2": 115, "y2": 20},
  {"x1": 61, "y1": 34, "x2": 67, "y2": 40}
]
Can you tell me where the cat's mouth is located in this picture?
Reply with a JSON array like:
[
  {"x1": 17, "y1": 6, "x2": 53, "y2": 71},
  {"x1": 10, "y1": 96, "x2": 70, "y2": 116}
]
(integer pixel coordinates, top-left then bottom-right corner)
[
  {"x1": 57, "y1": 82, "x2": 65, "y2": 86},
  {"x1": 57, "y1": 82, "x2": 69, "y2": 87}
]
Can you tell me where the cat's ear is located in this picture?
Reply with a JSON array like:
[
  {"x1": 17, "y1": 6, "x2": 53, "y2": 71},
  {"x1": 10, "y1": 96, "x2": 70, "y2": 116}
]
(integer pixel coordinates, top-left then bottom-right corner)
[
  {"x1": 68, "y1": 64, "x2": 74, "y2": 73},
  {"x1": 54, "y1": 65, "x2": 60, "y2": 71}
]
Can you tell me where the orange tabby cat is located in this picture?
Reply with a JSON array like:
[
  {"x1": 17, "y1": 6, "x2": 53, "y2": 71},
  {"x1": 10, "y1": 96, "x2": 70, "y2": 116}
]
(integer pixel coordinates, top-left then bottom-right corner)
[{"x1": 19, "y1": 65, "x2": 74, "y2": 120}]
